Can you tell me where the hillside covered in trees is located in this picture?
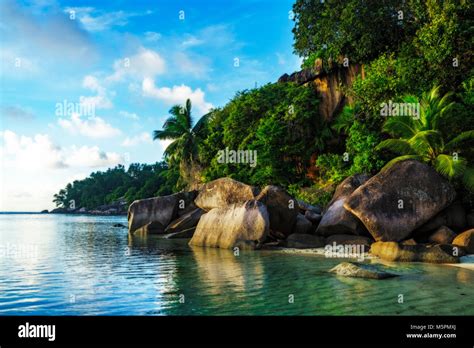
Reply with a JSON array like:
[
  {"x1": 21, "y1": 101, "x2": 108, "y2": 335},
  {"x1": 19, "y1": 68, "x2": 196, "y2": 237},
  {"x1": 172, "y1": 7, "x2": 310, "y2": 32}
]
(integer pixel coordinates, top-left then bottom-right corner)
[{"x1": 53, "y1": 0, "x2": 474, "y2": 211}]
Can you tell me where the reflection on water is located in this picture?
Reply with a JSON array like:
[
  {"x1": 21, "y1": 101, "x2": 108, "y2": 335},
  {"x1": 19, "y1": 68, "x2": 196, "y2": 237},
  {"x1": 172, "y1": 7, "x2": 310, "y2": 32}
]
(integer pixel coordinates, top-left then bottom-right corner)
[
  {"x1": 0, "y1": 214, "x2": 473, "y2": 315},
  {"x1": 190, "y1": 246, "x2": 264, "y2": 296}
]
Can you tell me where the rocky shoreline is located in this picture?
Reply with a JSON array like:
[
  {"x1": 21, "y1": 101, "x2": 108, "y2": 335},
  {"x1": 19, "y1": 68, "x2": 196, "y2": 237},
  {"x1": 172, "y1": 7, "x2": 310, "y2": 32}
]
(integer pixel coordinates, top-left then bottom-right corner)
[
  {"x1": 45, "y1": 199, "x2": 128, "y2": 216},
  {"x1": 126, "y1": 160, "x2": 474, "y2": 278}
]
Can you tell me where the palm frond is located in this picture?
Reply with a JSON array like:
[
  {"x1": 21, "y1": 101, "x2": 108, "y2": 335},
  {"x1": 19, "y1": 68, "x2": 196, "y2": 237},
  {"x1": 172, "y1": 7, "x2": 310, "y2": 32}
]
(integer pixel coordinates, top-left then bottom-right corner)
[
  {"x1": 407, "y1": 130, "x2": 443, "y2": 157},
  {"x1": 153, "y1": 129, "x2": 183, "y2": 140},
  {"x1": 382, "y1": 115, "x2": 417, "y2": 138},
  {"x1": 433, "y1": 154, "x2": 467, "y2": 179},
  {"x1": 193, "y1": 112, "x2": 211, "y2": 136},
  {"x1": 444, "y1": 130, "x2": 474, "y2": 151},
  {"x1": 462, "y1": 167, "x2": 474, "y2": 192},
  {"x1": 380, "y1": 155, "x2": 426, "y2": 172},
  {"x1": 376, "y1": 139, "x2": 415, "y2": 155}
]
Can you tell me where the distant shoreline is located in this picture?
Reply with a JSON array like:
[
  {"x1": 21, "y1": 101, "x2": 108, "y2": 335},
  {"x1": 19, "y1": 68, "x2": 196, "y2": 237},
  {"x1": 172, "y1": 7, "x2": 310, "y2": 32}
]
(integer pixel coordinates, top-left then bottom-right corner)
[{"x1": 0, "y1": 211, "x2": 127, "y2": 216}]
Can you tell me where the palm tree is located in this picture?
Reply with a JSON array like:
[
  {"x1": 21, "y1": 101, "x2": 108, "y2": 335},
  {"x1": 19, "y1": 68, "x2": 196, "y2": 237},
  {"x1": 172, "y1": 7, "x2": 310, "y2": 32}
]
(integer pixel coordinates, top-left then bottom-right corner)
[
  {"x1": 376, "y1": 85, "x2": 474, "y2": 190},
  {"x1": 153, "y1": 99, "x2": 209, "y2": 163},
  {"x1": 153, "y1": 99, "x2": 210, "y2": 186}
]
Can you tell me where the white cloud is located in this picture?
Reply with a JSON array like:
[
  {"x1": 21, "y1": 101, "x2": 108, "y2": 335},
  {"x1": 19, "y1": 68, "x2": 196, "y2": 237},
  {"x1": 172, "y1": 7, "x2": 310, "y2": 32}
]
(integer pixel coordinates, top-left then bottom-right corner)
[
  {"x1": 80, "y1": 75, "x2": 113, "y2": 109},
  {"x1": 145, "y1": 31, "x2": 161, "y2": 42},
  {"x1": 142, "y1": 78, "x2": 213, "y2": 115},
  {"x1": 0, "y1": 130, "x2": 121, "y2": 170},
  {"x1": 66, "y1": 145, "x2": 122, "y2": 167},
  {"x1": 1, "y1": 1, "x2": 95, "y2": 61},
  {"x1": 1, "y1": 105, "x2": 34, "y2": 120},
  {"x1": 107, "y1": 47, "x2": 166, "y2": 82},
  {"x1": 0, "y1": 130, "x2": 123, "y2": 211},
  {"x1": 121, "y1": 132, "x2": 152, "y2": 147},
  {"x1": 181, "y1": 35, "x2": 204, "y2": 48},
  {"x1": 174, "y1": 52, "x2": 210, "y2": 78},
  {"x1": 64, "y1": 7, "x2": 150, "y2": 32},
  {"x1": 58, "y1": 113, "x2": 121, "y2": 138},
  {"x1": 119, "y1": 111, "x2": 139, "y2": 120},
  {"x1": 159, "y1": 139, "x2": 173, "y2": 151},
  {"x1": 0, "y1": 130, "x2": 66, "y2": 170},
  {"x1": 0, "y1": 49, "x2": 38, "y2": 77}
]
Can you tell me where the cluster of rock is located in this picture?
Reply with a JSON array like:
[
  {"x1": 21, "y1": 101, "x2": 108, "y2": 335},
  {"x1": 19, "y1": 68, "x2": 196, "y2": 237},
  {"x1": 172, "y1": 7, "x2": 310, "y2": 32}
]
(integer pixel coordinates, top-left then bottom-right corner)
[
  {"x1": 48, "y1": 199, "x2": 128, "y2": 215},
  {"x1": 127, "y1": 160, "x2": 474, "y2": 265}
]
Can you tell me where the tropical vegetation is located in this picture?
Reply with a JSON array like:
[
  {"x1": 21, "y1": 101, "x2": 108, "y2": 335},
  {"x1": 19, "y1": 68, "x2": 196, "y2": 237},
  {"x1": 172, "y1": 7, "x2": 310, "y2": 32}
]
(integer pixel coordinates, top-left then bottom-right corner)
[{"x1": 53, "y1": 0, "x2": 474, "y2": 210}]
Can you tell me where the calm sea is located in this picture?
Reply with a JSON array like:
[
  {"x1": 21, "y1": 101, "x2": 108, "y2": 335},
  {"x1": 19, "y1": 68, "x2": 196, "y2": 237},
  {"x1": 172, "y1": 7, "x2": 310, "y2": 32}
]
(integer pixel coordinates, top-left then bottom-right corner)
[{"x1": 0, "y1": 213, "x2": 473, "y2": 315}]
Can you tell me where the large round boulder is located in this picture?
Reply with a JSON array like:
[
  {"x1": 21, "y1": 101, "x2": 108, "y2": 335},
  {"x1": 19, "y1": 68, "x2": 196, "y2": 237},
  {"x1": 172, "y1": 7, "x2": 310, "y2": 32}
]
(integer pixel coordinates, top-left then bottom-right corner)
[
  {"x1": 256, "y1": 185, "x2": 298, "y2": 238},
  {"x1": 189, "y1": 200, "x2": 269, "y2": 250},
  {"x1": 344, "y1": 160, "x2": 456, "y2": 242},
  {"x1": 316, "y1": 174, "x2": 370, "y2": 236},
  {"x1": 452, "y1": 229, "x2": 474, "y2": 254},
  {"x1": 128, "y1": 191, "x2": 197, "y2": 234},
  {"x1": 194, "y1": 177, "x2": 259, "y2": 211}
]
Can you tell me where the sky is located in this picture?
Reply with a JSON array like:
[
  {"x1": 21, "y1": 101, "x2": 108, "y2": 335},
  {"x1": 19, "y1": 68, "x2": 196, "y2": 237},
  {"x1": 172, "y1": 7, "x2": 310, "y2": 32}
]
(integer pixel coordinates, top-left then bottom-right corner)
[{"x1": 0, "y1": 0, "x2": 301, "y2": 211}]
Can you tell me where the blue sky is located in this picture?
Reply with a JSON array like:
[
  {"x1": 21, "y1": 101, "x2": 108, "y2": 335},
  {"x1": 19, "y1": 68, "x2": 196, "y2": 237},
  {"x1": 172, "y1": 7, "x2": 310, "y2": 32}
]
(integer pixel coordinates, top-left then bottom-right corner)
[{"x1": 0, "y1": 0, "x2": 301, "y2": 211}]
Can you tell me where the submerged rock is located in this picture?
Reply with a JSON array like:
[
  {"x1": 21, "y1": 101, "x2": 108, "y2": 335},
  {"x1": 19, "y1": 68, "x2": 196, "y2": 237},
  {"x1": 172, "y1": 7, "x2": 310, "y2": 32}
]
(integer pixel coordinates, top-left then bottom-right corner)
[
  {"x1": 164, "y1": 227, "x2": 196, "y2": 239},
  {"x1": 133, "y1": 221, "x2": 166, "y2": 235},
  {"x1": 316, "y1": 174, "x2": 370, "y2": 236},
  {"x1": 284, "y1": 234, "x2": 325, "y2": 249},
  {"x1": 345, "y1": 160, "x2": 456, "y2": 242},
  {"x1": 329, "y1": 262, "x2": 398, "y2": 279},
  {"x1": 370, "y1": 241, "x2": 460, "y2": 263},
  {"x1": 256, "y1": 185, "x2": 298, "y2": 239},
  {"x1": 194, "y1": 177, "x2": 259, "y2": 211},
  {"x1": 453, "y1": 229, "x2": 474, "y2": 254},
  {"x1": 189, "y1": 200, "x2": 269, "y2": 250}
]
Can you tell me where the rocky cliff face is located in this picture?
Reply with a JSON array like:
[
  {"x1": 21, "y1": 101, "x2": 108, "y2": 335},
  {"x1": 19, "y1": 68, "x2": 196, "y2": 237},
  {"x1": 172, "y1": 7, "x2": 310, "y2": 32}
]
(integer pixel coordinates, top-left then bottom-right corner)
[{"x1": 278, "y1": 60, "x2": 363, "y2": 121}]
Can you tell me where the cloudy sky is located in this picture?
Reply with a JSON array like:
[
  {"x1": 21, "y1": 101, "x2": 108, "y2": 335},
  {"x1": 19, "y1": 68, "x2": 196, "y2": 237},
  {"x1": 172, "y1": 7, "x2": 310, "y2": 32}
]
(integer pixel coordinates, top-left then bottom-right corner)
[{"x1": 0, "y1": 0, "x2": 301, "y2": 211}]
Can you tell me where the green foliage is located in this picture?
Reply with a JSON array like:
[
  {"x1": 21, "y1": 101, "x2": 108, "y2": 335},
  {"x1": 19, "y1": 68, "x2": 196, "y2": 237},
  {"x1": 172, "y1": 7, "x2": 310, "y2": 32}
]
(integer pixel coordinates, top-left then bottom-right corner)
[
  {"x1": 349, "y1": 54, "x2": 411, "y2": 128},
  {"x1": 376, "y1": 86, "x2": 474, "y2": 191},
  {"x1": 413, "y1": 0, "x2": 474, "y2": 91},
  {"x1": 315, "y1": 153, "x2": 348, "y2": 184},
  {"x1": 52, "y1": 162, "x2": 179, "y2": 209},
  {"x1": 346, "y1": 121, "x2": 385, "y2": 175},
  {"x1": 288, "y1": 184, "x2": 335, "y2": 209},
  {"x1": 199, "y1": 82, "x2": 330, "y2": 188},
  {"x1": 292, "y1": 0, "x2": 414, "y2": 65}
]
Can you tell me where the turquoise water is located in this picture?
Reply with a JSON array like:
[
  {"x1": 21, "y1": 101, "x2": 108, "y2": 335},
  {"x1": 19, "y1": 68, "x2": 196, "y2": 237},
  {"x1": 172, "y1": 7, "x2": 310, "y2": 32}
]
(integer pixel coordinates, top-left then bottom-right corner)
[{"x1": 0, "y1": 213, "x2": 473, "y2": 315}]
